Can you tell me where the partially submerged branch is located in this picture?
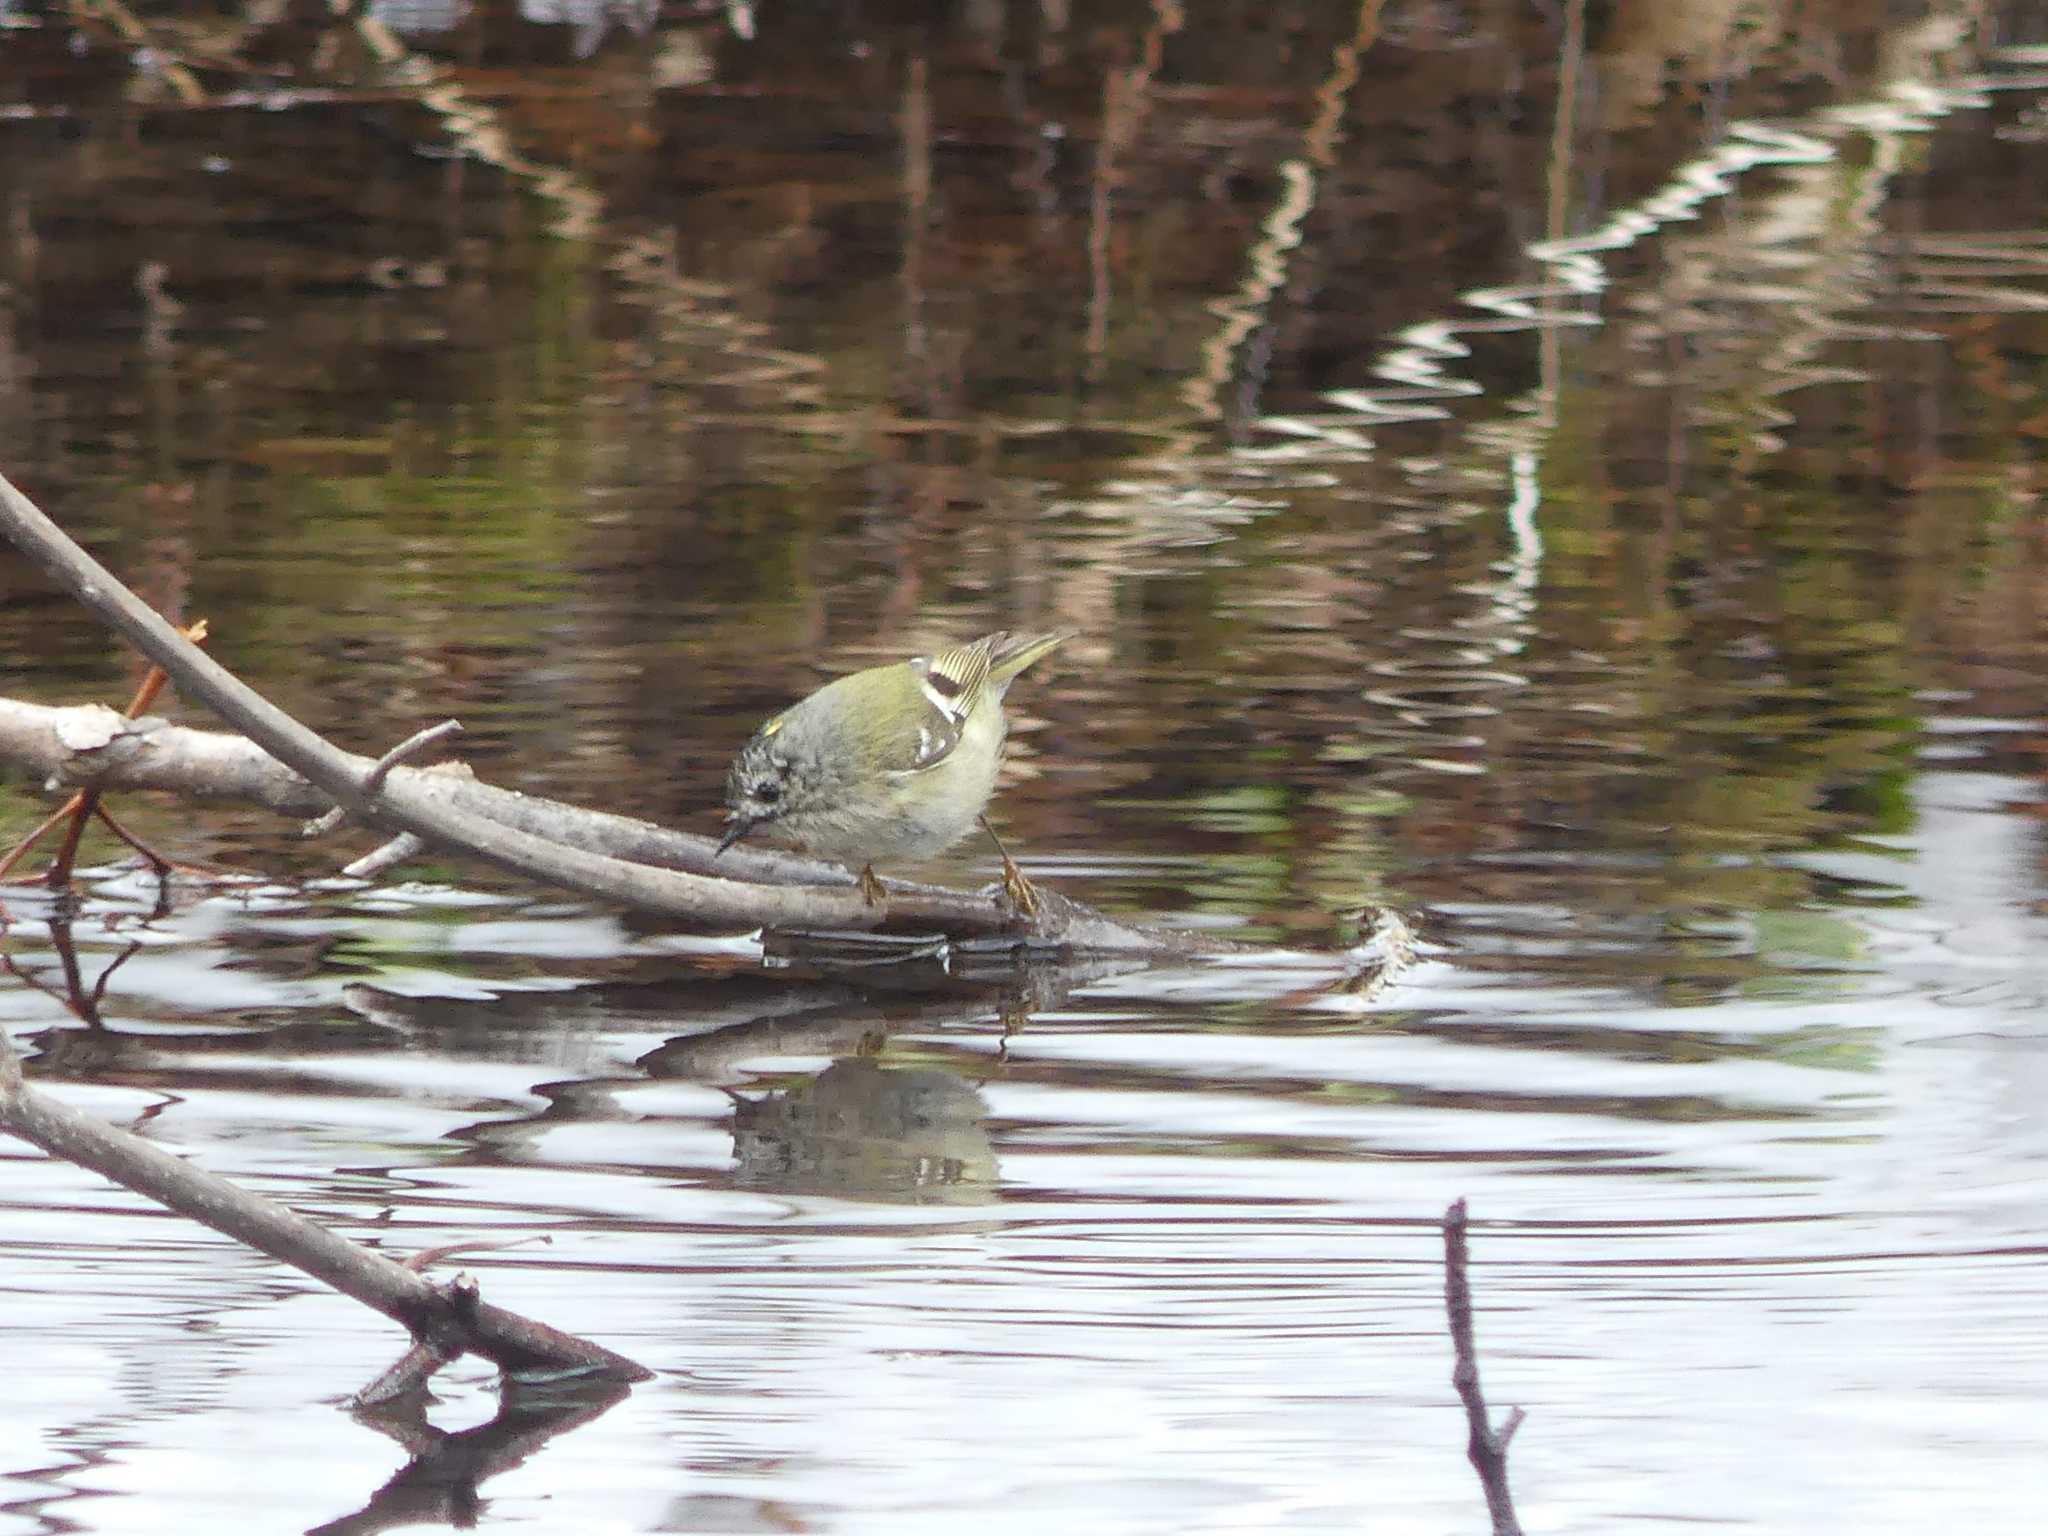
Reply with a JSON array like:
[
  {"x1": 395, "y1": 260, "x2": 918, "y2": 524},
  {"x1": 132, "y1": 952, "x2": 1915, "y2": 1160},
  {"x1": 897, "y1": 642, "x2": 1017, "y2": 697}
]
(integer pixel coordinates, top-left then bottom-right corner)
[
  {"x1": 1444, "y1": 1198, "x2": 1526, "y2": 1536},
  {"x1": 0, "y1": 1029, "x2": 649, "y2": 1400},
  {"x1": 0, "y1": 469, "x2": 1231, "y2": 956}
]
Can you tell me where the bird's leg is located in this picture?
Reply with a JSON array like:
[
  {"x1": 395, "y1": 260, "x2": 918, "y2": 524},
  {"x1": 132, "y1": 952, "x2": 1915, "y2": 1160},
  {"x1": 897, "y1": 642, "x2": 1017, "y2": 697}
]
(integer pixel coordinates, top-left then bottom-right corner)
[
  {"x1": 979, "y1": 815, "x2": 1040, "y2": 918},
  {"x1": 856, "y1": 864, "x2": 888, "y2": 906}
]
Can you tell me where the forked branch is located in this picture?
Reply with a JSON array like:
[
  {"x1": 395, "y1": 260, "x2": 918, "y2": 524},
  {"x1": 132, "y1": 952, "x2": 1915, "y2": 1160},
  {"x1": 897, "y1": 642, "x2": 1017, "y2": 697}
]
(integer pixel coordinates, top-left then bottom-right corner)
[
  {"x1": 0, "y1": 467, "x2": 1224, "y2": 954},
  {"x1": 1444, "y1": 1198, "x2": 1526, "y2": 1536}
]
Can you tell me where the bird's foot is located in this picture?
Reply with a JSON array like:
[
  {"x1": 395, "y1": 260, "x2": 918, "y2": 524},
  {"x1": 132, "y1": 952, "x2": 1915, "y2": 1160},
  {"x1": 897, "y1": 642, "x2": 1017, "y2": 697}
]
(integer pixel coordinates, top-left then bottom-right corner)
[
  {"x1": 998, "y1": 854, "x2": 1041, "y2": 919},
  {"x1": 856, "y1": 864, "x2": 888, "y2": 906},
  {"x1": 978, "y1": 814, "x2": 1041, "y2": 919}
]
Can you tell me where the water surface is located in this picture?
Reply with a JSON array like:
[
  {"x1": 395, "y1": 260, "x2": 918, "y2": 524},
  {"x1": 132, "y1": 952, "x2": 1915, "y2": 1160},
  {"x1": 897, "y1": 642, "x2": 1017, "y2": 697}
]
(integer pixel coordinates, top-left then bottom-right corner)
[{"x1": 4, "y1": 3, "x2": 2048, "y2": 1532}]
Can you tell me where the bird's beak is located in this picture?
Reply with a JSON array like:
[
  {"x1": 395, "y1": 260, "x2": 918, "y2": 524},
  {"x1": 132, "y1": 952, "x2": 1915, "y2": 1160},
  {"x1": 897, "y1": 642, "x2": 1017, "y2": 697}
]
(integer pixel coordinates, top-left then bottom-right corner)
[{"x1": 716, "y1": 812, "x2": 763, "y2": 856}]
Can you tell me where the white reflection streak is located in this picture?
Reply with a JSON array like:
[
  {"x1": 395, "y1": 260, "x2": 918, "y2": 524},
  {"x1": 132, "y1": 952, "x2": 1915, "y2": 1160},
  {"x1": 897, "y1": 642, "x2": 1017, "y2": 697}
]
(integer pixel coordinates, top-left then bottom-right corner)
[
  {"x1": 1185, "y1": 162, "x2": 1315, "y2": 427},
  {"x1": 1185, "y1": 0, "x2": 1386, "y2": 433},
  {"x1": 1491, "y1": 449, "x2": 1543, "y2": 657},
  {"x1": 1291, "y1": 15, "x2": 2012, "y2": 685},
  {"x1": 1297, "y1": 23, "x2": 1998, "y2": 448}
]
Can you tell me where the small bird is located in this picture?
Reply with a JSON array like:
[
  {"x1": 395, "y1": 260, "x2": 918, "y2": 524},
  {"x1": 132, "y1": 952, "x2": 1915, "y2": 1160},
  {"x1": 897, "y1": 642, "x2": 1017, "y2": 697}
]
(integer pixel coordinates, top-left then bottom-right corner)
[{"x1": 718, "y1": 631, "x2": 1069, "y2": 913}]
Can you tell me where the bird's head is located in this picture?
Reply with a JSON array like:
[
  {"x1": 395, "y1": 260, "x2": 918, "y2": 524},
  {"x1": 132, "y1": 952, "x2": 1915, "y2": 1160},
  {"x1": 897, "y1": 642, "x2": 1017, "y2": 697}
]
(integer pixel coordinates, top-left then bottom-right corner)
[{"x1": 718, "y1": 708, "x2": 835, "y2": 854}]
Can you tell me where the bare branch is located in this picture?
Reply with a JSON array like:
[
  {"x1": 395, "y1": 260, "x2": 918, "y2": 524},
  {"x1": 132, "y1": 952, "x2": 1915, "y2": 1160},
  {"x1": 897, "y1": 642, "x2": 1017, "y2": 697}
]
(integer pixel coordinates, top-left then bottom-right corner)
[
  {"x1": 0, "y1": 619, "x2": 207, "y2": 883},
  {"x1": 0, "y1": 470, "x2": 1229, "y2": 955},
  {"x1": 0, "y1": 1029, "x2": 650, "y2": 1396},
  {"x1": 1444, "y1": 1198, "x2": 1526, "y2": 1536},
  {"x1": 341, "y1": 832, "x2": 429, "y2": 880},
  {"x1": 307, "y1": 719, "x2": 467, "y2": 837},
  {"x1": 363, "y1": 719, "x2": 463, "y2": 793},
  {"x1": 305, "y1": 720, "x2": 466, "y2": 843}
]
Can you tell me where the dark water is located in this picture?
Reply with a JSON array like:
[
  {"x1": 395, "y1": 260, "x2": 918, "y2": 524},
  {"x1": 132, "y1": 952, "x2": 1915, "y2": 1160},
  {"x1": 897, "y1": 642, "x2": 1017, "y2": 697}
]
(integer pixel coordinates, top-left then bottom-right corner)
[{"x1": 6, "y1": 3, "x2": 2048, "y2": 1531}]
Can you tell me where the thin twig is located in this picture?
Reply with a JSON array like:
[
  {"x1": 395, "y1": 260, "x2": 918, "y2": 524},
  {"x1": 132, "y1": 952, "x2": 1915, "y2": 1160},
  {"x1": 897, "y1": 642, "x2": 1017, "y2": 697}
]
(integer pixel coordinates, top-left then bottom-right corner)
[
  {"x1": 42, "y1": 785, "x2": 95, "y2": 882},
  {"x1": 305, "y1": 720, "x2": 465, "y2": 837},
  {"x1": 404, "y1": 1234, "x2": 553, "y2": 1272},
  {"x1": 1444, "y1": 1198, "x2": 1526, "y2": 1536},
  {"x1": 365, "y1": 720, "x2": 463, "y2": 794},
  {"x1": 4, "y1": 918, "x2": 144, "y2": 1029},
  {"x1": 89, "y1": 803, "x2": 234, "y2": 878},
  {"x1": 342, "y1": 833, "x2": 428, "y2": 880},
  {"x1": 89, "y1": 804, "x2": 172, "y2": 874},
  {"x1": 0, "y1": 801, "x2": 78, "y2": 881},
  {"x1": 0, "y1": 951, "x2": 92, "y2": 1024},
  {"x1": 84, "y1": 937, "x2": 142, "y2": 1014}
]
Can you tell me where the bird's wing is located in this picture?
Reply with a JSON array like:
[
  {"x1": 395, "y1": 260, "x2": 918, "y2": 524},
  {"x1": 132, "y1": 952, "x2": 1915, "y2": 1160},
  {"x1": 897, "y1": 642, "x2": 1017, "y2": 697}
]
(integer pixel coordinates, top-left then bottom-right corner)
[{"x1": 892, "y1": 637, "x2": 996, "y2": 773}]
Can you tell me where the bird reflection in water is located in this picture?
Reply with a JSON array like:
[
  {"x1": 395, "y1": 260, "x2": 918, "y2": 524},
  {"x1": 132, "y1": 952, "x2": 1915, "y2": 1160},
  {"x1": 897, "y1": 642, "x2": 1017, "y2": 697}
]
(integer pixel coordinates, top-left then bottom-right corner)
[{"x1": 730, "y1": 1057, "x2": 997, "y2": 1206}]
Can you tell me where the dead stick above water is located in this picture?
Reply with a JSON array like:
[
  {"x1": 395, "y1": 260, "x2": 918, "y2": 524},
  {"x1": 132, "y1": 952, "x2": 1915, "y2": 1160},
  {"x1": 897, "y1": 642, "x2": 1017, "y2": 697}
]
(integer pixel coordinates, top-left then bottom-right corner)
[
  {"x1": 1444, "y1": 1198, "x2": 1526, "y2": 1536},
  {"x1": 0, "y1": 1031, "x2": 650, "y2": 1400},
  {"x1": 0, "y1": 463, "x2": 931, "y2": 933},
  {"x1": 0, "y1": 619, "x2": 206, "y2": 884}
]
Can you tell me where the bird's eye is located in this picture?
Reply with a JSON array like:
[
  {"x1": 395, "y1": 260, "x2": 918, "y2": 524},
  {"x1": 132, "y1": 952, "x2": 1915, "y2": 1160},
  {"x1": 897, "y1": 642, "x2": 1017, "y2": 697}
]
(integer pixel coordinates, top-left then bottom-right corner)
[{"x1": 754, "y1": 781, "x2": 781, "y2": 804}]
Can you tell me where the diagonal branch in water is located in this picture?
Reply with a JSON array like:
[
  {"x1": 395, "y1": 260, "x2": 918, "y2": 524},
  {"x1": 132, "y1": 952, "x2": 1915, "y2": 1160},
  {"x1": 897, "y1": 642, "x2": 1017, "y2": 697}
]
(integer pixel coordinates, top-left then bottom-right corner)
[
  {"x1": 1444, "y1": 1198, "x2": 1526, "y2": 1536},
  {"x1": 0, "y1": 1028, "x2": 650, "y2": 1401}
]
